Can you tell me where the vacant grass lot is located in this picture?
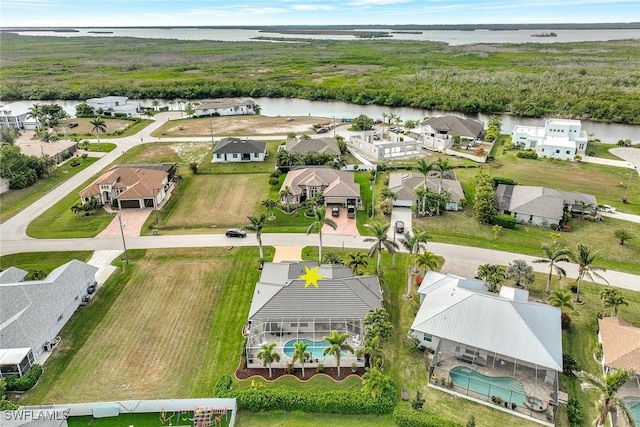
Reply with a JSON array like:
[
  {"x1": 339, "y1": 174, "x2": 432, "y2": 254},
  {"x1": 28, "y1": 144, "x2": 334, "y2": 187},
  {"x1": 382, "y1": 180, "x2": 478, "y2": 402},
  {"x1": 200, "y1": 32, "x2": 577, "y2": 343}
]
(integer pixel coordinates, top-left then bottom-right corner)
[
  {"x1": 161, "y1": 174, "x2": 270, "y2": 230},
  {"x1": 62, "y1": 118, "x2": 153, "y2": 139},
  {"x1": 0, "y1": 251, "x2": 92, "y2": 271},
  {"x1": 0, "y1": 157, "x2": 99, "y2": 224},
  {"x1": 21, "y1": 247, "x2": 274, "y2": 403}
]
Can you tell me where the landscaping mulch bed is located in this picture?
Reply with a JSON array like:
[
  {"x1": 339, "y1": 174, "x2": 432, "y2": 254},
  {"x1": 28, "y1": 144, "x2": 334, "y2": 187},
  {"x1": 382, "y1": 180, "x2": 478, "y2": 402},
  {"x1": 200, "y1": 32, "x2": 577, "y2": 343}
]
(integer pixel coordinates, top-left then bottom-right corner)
[{"x1": 235, "y1": 365, "x2": 365, "y2": 382}]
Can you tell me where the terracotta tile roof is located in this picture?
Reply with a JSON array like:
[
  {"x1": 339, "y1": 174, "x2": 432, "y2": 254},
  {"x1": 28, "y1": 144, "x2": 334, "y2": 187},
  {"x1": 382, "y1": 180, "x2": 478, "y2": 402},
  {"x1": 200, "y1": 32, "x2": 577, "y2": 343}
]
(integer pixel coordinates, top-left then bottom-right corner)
[
  {"x1": 599, "y1": 316, "x2": 640, "y2": 371},
  {"x1": 79, "y1": 167, "x2": 167, "y2": 200},
  {"x1": 280, "y1": 167, "x2": 360, "y2": 199}
]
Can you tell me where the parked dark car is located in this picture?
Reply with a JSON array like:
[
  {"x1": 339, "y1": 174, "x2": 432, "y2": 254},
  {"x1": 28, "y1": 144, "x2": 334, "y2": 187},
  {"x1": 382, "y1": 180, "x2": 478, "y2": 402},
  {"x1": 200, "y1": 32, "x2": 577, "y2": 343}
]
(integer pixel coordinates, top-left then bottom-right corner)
[
  {"x1": 347, "y1": 206, "x2": 356, "y2": 218},
  {"x1": 395, "y1": 221, "x2": 405, "y2": 234},
  {"x1": 332, "y1": 206, "x2": 340, "y2": 217},
  {"x1": 68, "y1": 122, "x2": 78, "y2": 128},
  {"x1": 225, "y1": 228, "x2": 246, "y2": 238}
]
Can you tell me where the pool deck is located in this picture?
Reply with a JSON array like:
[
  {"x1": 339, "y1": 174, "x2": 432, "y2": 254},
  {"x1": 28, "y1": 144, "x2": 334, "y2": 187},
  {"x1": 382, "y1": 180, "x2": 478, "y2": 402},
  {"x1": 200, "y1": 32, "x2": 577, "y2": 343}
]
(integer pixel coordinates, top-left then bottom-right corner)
[{"x1": 432, "y1": 357, "x2": 556, "y2": 425}]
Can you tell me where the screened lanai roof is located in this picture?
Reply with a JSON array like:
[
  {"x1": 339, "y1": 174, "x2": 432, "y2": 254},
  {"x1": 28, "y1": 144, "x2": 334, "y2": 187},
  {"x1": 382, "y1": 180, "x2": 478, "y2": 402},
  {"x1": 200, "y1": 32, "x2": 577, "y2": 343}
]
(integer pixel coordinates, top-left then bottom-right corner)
[{"x1": 411, "y1": 275, "x2": 562, "y2": 371}]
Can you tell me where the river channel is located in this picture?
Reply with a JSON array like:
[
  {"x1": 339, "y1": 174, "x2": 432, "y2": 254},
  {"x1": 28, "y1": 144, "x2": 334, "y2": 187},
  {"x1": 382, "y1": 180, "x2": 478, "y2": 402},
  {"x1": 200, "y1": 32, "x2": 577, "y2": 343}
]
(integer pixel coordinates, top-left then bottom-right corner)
[{"x1": 6, "y1": 98, "x2": 639, "y2": 143}]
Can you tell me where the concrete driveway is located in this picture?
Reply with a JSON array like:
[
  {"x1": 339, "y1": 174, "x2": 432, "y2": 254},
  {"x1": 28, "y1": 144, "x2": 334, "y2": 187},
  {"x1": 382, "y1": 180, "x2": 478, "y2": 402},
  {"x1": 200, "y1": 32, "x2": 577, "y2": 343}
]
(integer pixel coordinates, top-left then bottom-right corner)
[
  {"x1": 322, "y1": 206, "x2": 359, "y2": 236},
  {"x1": 389, "y1": 207, "x2": 413, "y2": 239}
]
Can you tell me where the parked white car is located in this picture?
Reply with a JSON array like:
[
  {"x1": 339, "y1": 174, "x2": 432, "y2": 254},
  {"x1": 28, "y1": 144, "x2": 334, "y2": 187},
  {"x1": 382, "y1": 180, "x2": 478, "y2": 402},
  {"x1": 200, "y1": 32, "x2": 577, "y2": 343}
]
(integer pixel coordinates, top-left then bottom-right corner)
[{"x1": 597, "y1": 204, "x2": 616, "y2": 213}]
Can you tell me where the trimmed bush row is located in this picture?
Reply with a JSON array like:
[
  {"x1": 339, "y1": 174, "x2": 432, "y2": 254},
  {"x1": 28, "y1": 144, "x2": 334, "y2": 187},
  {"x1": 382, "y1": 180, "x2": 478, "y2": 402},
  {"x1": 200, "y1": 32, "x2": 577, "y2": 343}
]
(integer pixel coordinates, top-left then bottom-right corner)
[
  {"x1": 213, "y1": 375, "x2": 395, "y2": 415},
  {"x1": 393, "y1": 407, "x2": 464, "y2": 427},
  {"x1": 491, "y1": 214, "x2": 517, "y2": 229},
  {"x1": 5, "y1": 365, "x2": 43, "y2": 391}
]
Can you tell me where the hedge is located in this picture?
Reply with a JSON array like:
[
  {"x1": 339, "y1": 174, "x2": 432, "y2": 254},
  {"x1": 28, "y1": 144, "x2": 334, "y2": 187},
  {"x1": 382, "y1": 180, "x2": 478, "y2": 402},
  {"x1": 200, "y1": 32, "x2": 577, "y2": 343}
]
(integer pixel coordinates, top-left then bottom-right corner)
[
  {"x1": 516, "y1": 151, "x2": 538, "y2": 159},
  {"x1": 491, "y1": 214, "x2": 517, "y2": 229},
  {"x1": 492, "y1": 177, "x2": 518, "y2": 188},
  {"x1": 393, "y1": 407, "x2": 464, "y2": 427},
  {"x1": 212, "y1": 375, "x2": 395, "y2": 415},
  {"x1": 5, "y1": 364, "x2": 43, "y2": 391}
]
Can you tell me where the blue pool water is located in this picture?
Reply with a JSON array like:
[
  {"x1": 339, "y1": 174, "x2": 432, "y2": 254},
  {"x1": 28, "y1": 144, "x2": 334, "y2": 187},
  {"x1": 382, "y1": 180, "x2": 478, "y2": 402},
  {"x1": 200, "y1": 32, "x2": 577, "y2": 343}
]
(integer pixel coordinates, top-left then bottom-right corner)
[
  {"x1": 624, "y1": 397, "x2": 640, "y2": 424},
  {"x1": 449, "y1": 366, "x2": 527, "y2": 405},
  {"x1": 283, "y1": 339, "x2": 341, "y2": 359}
]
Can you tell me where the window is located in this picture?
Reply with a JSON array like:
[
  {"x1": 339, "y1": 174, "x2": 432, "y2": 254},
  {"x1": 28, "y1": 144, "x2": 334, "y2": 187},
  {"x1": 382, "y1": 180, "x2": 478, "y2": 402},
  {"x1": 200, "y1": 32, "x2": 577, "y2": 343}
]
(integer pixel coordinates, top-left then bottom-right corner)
[
  {"x1": 555, "y1": 150, "x2": 560, "y2": 154},
  {"x1": 423, "y1": 333, "x2": 433, "y2": 342},
  {"x1": 566, "y1": 150, "x2": 570, "y2": 154},
  {"x1": 216, "y1": 154, "x2": 222, "y2": 158},
  {"x1": 233, "y1": 153, "x2": 238, "y2": 159}
]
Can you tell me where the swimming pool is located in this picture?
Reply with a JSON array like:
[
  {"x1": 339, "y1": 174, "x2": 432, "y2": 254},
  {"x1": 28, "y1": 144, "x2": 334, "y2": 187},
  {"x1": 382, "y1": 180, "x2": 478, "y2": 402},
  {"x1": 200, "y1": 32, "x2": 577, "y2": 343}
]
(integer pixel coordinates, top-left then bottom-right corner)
[
  {"x1": 283, "y1": 339, "x2": 339, "y2": 359},
  {"x1": 623, "y1": 397, "x2": 640, "y2": 425},
  {"x1": 449, "y1": 366, "x2": 527, "y2": 405}
]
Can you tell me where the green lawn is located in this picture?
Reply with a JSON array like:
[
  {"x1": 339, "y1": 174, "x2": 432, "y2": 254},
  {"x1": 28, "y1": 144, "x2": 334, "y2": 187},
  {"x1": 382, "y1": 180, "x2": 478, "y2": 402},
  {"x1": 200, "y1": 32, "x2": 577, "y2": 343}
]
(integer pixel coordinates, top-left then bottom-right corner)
[
  {"x1": 414, "y1": 210, "x2": 640, "y2": 274},
  {"x1": 236, "y1": 411, "x2": 394, "y2": 426},
  {"x1": 0, "y1": 251, "x2": 93, "y2": 271},
  {"x1": 68, "y1": 412, "x2": 231, "y2": 427},
  {"x1": 482, "y1": 138, "x2": 640, "y2": 215},
  {"x1": 82, "y1": 142, "x2": 117, "y2": 152},
  {"x1": 199, "y1": 141, "x2": 281, "y2": 174},
  {"x1": 0, "y1": 157, "x2": 100, "y2": 224},
  {"x1": 584, "y1": 142, "x2": 625, "y2": 161}
]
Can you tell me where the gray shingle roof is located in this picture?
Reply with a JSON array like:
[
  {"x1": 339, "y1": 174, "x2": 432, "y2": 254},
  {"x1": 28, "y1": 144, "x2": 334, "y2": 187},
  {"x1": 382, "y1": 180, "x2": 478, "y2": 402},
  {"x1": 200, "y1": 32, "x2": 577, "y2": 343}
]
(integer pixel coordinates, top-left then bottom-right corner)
[
  {"x1": 0, "y1": 260, "x2": 98, "y2": 351},
  {"x1": 420, "y1": 115, "x2": 484, "y2": 138},
  {"x1": 0, "y1": 266, "x2": 28, "y2": 283},
  {"x1": 495, "y1": 185, "x2": 595, "y2": 220},
  {"x1": 389, "y1": 172, "x2": 464, "y2": 202},
  {"x1": 285, "y1": 137, "x2": 341, "y2": 156},
  {"x1": 213, "y1": 138, "x2": 266, "y2": 155},
  {"x1": 249, "y1": 262, "x2": 382, "y2": 321}
]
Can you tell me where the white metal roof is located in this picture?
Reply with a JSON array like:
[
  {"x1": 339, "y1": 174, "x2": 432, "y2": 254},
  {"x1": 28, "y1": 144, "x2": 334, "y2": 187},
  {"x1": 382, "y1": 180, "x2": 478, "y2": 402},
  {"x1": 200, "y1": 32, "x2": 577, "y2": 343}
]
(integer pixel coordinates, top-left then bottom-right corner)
[
  {"x1": 411, "y1": 277, "x2": 563, "y2": 371},
  {"x1": 0, "y1": 347, "x2": 31, "y2": 365}
]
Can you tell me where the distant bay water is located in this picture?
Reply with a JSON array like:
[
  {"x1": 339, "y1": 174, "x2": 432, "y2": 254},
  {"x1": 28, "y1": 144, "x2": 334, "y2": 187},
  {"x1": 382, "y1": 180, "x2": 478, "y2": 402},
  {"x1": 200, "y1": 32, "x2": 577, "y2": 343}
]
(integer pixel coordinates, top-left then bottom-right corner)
[
  {"x1": 3, "y1": 27, "x2": 639, "y2": 45},
  {"x1": 4, "y1": 98, "x2": 638, "y2": 143}
]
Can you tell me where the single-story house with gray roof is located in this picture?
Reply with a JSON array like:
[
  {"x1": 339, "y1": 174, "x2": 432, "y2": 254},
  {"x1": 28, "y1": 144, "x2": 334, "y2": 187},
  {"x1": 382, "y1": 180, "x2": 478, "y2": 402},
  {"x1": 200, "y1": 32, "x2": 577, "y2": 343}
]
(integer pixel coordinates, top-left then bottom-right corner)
[
  {"x1": 388, "y1": 172, "x2": 465, "y2": 211},
  {"x1": 413, "y1": 115, "x2": 485, "y2": 151},
  {"x1": 0, "y1": 260, "x2": 97, "y2": 377},
  {"x1": 212, "y1": 138, "x2": 267, "y2": 163},
  {"x1": 495, "y1": 184, "x2": 597, "y2": 228},
  {"x1": 284, "y1": 137, "x2": 341, "y2": 157},
  {"x1": 245, "y1": 261, "x2": 383, "y2": 370}
]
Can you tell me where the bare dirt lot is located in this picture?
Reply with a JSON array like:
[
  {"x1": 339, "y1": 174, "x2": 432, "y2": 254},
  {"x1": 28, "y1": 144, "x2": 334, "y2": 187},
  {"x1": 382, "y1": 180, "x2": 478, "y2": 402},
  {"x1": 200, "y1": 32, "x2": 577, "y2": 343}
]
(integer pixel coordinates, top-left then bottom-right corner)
[{"x1": 155, "y1": 115, "x2": 333, "y2": 137}]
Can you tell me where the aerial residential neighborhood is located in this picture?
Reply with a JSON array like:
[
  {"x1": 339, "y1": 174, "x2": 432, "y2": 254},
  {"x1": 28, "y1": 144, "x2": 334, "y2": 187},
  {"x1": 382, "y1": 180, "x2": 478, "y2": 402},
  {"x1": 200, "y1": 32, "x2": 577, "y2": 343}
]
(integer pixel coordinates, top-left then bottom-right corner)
[{"x1": 0, "y1": 15, "x2": 640, "y2": 427}]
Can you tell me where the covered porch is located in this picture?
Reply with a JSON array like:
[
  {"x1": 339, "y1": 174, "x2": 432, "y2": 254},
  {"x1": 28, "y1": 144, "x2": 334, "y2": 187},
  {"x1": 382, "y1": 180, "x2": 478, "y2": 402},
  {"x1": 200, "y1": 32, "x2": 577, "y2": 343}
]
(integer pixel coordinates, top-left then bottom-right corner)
[{"x1": 0, "y1": 348, "x2": 35, "y2": 378}]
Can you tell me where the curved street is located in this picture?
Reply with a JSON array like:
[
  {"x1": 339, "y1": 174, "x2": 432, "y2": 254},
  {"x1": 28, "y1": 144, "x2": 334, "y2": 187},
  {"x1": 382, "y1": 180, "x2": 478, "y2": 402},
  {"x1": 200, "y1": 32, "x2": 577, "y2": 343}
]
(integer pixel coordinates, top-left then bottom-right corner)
[{"x1": 2, "y1": 113, "x2": 639, "y2": 292}]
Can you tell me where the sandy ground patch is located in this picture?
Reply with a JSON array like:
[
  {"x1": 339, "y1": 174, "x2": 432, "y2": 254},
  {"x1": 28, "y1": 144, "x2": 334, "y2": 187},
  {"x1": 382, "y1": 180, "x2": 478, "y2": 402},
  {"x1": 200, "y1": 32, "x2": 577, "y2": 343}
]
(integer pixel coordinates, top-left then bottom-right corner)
[
  {"x1": 272, "y1": 246, "x2": 304, "y2": 262},
  {"x1": 158, "y1": 115, "x2": 332, "y2": 137},
  {"x1": 168, "y1": 142, "x2": 211, "y2": 164}
]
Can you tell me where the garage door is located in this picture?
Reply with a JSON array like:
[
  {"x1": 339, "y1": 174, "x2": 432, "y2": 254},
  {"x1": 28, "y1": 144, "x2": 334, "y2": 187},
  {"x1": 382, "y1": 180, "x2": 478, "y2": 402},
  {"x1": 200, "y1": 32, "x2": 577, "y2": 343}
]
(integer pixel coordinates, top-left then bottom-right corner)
[
  {"x1": 119, "y1": 199, "x2": 141, "y2": 209},
  {"x1": 143, "y1": 198, "x2": 155, "y2": 207}
]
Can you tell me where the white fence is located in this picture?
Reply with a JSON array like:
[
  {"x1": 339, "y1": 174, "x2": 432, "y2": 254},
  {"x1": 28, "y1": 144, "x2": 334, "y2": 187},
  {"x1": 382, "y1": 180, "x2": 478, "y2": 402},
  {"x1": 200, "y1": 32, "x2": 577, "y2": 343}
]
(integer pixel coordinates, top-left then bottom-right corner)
[{"x1": 20, "y1": 398, "x2": 237, "y2": 426}]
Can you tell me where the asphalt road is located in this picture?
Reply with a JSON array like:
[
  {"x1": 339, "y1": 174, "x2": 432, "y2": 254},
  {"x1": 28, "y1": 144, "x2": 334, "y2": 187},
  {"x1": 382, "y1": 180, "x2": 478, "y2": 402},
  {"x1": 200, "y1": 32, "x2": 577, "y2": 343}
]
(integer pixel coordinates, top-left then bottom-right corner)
[{"x1": 2, "y1": 114, "x2": 639, "y2": 292}]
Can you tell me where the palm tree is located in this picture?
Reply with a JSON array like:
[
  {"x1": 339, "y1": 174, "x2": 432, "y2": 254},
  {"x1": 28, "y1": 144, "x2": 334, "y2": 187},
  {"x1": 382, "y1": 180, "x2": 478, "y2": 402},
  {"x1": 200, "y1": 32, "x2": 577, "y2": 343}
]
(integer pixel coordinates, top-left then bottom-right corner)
[
  {"x1": 323, "y1": 251, "x2": 343, "y2": 265},
  {"x1": 279, "y1": 186, "x2": 293, "y2": 212},
  {"x1": 534, "y1": 244, "x2": 571, "y2": 294},
  {"x1": 357, "y1": 335, "x2": 383, "y2": 368},
  {"x1": 40, "y1": 154, "x2": 57, "y2": 178},
  {"x1": 548, "y1": 290, "x2": 574, "y2": 312},
  {"x1": 477, "y1": 264, "x2": 506, "y2": 293},
  {"x1": 323, "y1": 330, "x2": 354, "y2": 377},
  {"x1": 151, "y1": 99, "x2": 160, "y2": 111},
  {"x1": 363, "y1": 222, "x2": 398, "y2": 273},
  {"x1": 600, "y1": 289, "x2": 629, "y2": 316},
  {"x1": 291, "y1": 340, "x2": 311, "y2": 378},
  {"x1": 507, "y1": 259, "x2": 534, "y2": 288},
  {"x1": 245, "y1": 213, "x2": 267, "y2": 261},
  {"x1": 286, "y1": 132, "x2": 297, "y2": 140},
  {"x1": 434, "y1": 158, "x2": 452, "y2": 215},
  {"x1": 306, "y1": 207, "x2": 337, "y2": 264},
  {"x1": 364, "y1": 307, "x2": 393, "y2": 340},
  {"x1": 570, "y1": 243, "x2": 608, "y2": 303},
  {"x1": 416, "y1": 159, "x2": 433, "y2": 215},
  {"x1": 578, "y1": 369, "x2": 636, "y2": 427},
  {"x1": 261, "y1": 198, "x2": 278, "y2": 220},
  {"x1": 345, "y1": 251, "x2": 368, "y2": 275},
  {"x1": 89, "y1": 117, "x2": 107, "y2": 150},
  {"x1": 26, "y1": 104, "x2": 43, "y2": 129},
  {"x1": 257, "y1": 342, "x2": 281, "y2": 378},
  {"x1": 400, "y1": 227, "x2": 430, "y2": 273},
  {"x1": 35, "y1": 127, "x2": 58, "y2": 144},
  {"x1": 417, "y1": 251, "x2": 438, "y2": 276},
  {"x1": 613, "y1": 228, "x2": 634, "y2": 246}
]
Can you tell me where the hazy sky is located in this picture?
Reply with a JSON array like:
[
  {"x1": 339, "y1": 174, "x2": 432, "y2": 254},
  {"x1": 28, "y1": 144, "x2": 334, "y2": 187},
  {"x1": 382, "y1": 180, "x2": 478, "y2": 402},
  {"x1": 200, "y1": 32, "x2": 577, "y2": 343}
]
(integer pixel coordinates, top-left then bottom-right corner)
[{"x1": 2, "y1": 0, "x2": 639, "y2": 27}]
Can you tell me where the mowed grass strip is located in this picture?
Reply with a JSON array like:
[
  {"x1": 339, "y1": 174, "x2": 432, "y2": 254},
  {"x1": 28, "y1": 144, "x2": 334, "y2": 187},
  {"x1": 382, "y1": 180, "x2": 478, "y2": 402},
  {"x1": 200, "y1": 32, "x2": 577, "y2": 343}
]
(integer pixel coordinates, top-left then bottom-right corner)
[
  {"x1": 0, "y1": 251, "x2": 93, "y2": 271},
  {"x1": 21, "y1": 247, "x2": 261, "y2": 404},
  {"x1": 162, "y1": 174, "x2": 270, "y2": 230}
]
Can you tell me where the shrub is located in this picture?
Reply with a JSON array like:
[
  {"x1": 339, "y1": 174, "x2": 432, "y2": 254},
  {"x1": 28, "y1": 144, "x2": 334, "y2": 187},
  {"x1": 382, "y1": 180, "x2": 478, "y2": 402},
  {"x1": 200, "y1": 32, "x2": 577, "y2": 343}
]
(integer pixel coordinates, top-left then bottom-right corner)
[
  {"x1": 270, "y1": 171, "x2": 280, "y2": 178},
  {"x1": 316, "y1": 363, "x2": 325, "y2": 373},
  {"x1": 268, "y1": 177, "x2": 280, "y2": 185},
  {"x1": 567, "y1": 398, "x2": 584, "y2": 427},
  {"x1": 562, "y1": 353, "x2": 580, "y2": 377},
  {"x1": 225, "y1": 385, "x2": 396, "y2": 415},
  {"x1": 394, "y1": 407, "x2": 464, "y2": 427},
  {"x1": 492, "y1": 177, "x2": 518, "y2": 187},
  {"x1": 402, "y1": 335, "x2": 422, "y2": 353},
  {"x1": 517, "y1": 151, "x2": 538, "y2": 159},
  {"x1": 212, "y1": 375, "x2": 233, "y2": 396},
  {"x1": 492, "y1": 214, "x2": 516, "y2": 229},
  {"x1": 411, "y1": 391, "x2": 425, "y2": 410},
  {"x1": 5, "y1": 364, "x2": 43, "y2": 391}
]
